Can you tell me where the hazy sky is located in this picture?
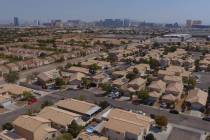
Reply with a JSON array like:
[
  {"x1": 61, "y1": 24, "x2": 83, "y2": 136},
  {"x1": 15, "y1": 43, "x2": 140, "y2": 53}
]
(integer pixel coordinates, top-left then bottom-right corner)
[{"x1": 0, "y1": 0, "x2": 209, "y2": 23}]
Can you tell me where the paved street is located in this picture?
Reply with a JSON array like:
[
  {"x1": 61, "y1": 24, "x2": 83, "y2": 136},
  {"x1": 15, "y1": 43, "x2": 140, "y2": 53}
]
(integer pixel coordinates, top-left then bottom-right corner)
[
  {"x1": 58, "y1": 89, "x2": 210, "y2": 132},
  {"x1": 0, "y1": 94, "x2": 60, "y2": 129},
  {"x1": 1, "y1": 89, "x2": 210, "y2": 133}
]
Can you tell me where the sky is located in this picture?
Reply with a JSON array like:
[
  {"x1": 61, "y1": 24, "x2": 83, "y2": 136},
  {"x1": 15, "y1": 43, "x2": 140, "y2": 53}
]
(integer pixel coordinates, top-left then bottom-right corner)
[{"x1": 0, "y1": 0, "x2": 210, "y2": 24}]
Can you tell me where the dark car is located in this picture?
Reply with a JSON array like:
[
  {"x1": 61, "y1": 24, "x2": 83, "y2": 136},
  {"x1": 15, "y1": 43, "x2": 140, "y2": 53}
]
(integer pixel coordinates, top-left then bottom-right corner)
[
  {"x1": 150, "y1": 114, "x2": 156, "y2": 119},
  {"x1": 202, "y1": 117, "x2": 210, "y2": 122},
  {"x1": 169, "y1": 109, "x2": 179, "y2": 114}
]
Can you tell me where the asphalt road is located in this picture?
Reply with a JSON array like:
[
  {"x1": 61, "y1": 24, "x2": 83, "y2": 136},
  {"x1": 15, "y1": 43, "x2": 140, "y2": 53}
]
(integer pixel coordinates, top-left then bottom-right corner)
[
  {"x1": 1, "y1": 89, "x2": 210, "y2": 133},
  {"x1": 0, "y1": 94, "x2": 60, "y2": 129},
  {"x1": 59, "y1": 89, "x2": 210, "y2": 132}
]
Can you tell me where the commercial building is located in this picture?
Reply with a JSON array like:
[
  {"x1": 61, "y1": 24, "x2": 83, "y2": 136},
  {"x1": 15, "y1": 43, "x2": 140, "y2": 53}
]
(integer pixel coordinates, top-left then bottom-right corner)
[
  {"x1": 14, "y1": 17, "x2": 19, "y2": 26},
  {"x1": 155, "y1": 34, "x2": 192, "y2": 43}
]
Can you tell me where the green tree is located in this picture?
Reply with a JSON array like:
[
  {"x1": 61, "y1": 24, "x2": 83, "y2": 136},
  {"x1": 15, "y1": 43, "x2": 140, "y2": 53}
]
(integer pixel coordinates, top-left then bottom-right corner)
[
  {"x1": 4, "y1": 71, "x2": 19, "y2": 83},
  {"x1": 107, "y1": 53, "x2": 118, "y2": 63},
  {"x1": 126, "y1": 72, "x2": 137, "y2": 81},
  {"x1": 2, "y1": 122, "x2": 13, "y2": 131},
  {"x1": 56, "y1": 133, "x2": 73, "y2": 140},
  {"x1": 205, "y1": 135, "x2": 210, "y2": 140},
  {"x1": 145, "y1": 133, "x2": 156, "y2": 140},
  {"x1": 133, "y1": 68, "x2": 139, "y2": 74},
  {"x1": 41, "y1": 100, "x2": 53, "y2": 109},
  {"x1": 136, "y1": 90, "x2": 149, "y2": 101},
  {"x1": 22, "y1": 91, "x2": 35, "y2": 101},
  {"x1": 100, "y1": 83, "x2": 112, "y2": 93},
  {"x1": 153, "y1": 42, "x2": 160, "y2": 48},
  {"x1": 155, "y1": 115, "x2": 168, "y2": 128},
  {"x1": 98, "y1": 100, "x2": 109, "y2": 109},
  {"x1": 149, "y1": 57, "x2": 160, "y2": 70},
  {"x1": 81, "y1": 78, "x2": 92, "y2": 89},
  {"x1": 194, "y1": 59, "x2": 200, "y2": 72},
  {"x1": 67, "y1": 120, "x2": 83, "y2": 138},
  {"x1": 55, "y1": 78, "x2": 65, "y2": 88},
  {"x1": 89, "y1": 63, "x2": 100, "y2": 74}
]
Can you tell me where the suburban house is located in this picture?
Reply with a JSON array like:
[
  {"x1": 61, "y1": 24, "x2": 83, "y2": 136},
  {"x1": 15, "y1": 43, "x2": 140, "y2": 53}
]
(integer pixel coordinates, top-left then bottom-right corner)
[
  {"x1": 166, "y1": 65, "x2": 185, "y2": 76},
  {"x1": 148, "y1": 80, "x2": 166, "y2": 93},
  {"x1": 0, "y1": 84, "x2": 32, "y2": 100},
  {"x1": 102, "y1": 108, "x2": 154, "y2": 140},
  {"x1": 37, "y1": 69, "x2": 61, "y2": 89},
  {"x1": 92, "y1": 73, "x2": 110, "y2": 85},
  {"x1": 165, "y1": 82, "x2": 183, "y2": 96},
  {"x1": 55, "y1": 98, "x2": 101, "y2": 122},
  {"x1": 158, "y1": 70, "x2": 175, "y2": 79},
  {"x1": 6, "y1": 63, "x2": 19, "y2": 72},
  {"x1": 0, "y1": 65, "x2": 9, "y2": 77},
  {"x1": 185, "y1": 88, "x2": 208, "y2": 110},
  {"x1": 127, "y1": 64, "x2": 150, "y2": 76},
  {"x1": 68, "y1": 66, "x2": 90, "y2": 75},
  {"x1": 162, "y1": 82, "x2": 183, "y2": 103},
  {"x1": 149, "y1": 91, "x2": 162, "y2": 100},
  {"x1": 163, "y1": 75, "x2": 182, "y2": 84},
  {"x1": 12, "y1": 115, "x2": 59, "y2": 140},
  {"x1": 38, "y1": 106, "x2": 82, "y2": 130},
  {"x1": 68, "y1": 72, "x2": 86, "y2": 89},
  {"x1": 78, "y1": 132, "x2": 108, "y2": 140},
  {"x1": 127, "y1": 77, "x2": 146, "y2": 93},
  {"x1": 112, "y1": 70, "x2": 127, "y2": 78},
  {"x1": 81, "y1": 59, "x2": 111, "y2": 69},
  {"x1": 112, "y1": 77, "x2": 129, "y2": 87}
]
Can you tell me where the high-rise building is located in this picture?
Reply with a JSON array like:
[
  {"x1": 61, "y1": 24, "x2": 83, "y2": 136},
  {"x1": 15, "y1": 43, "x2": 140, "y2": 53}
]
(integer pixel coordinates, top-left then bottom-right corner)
[
  {"x1": 14, "y1": 17, "x2": 19, "y2": 26},
  {"x1": 186, "y1": 20, "x2": 192, "y2": 27},
  {"x1": 123, "y1": 19, "x2": 130, "y2": 27}
]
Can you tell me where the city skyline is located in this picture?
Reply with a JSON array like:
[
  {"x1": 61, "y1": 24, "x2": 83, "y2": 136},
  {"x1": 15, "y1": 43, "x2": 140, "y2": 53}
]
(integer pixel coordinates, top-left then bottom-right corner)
[{"x1": 0, "y1": 0, "x2": 210, "y2": 24}]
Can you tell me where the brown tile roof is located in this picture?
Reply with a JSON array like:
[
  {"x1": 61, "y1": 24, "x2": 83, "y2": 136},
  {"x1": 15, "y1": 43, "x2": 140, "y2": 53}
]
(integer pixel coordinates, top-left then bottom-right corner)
[
  {"x1": 148, "y1": 80, "x2": 166, "y2": 91},
  {"x1": 166, "y1": 82, "x2": 183, "y2": 94},
  {"x1": 55, "y1": 98, "x2": 100, "y2": 115},
  {"x1": 186, "y1": 88, "x2": 208, "y2": 106},
  {"x1": 0, "y1": 84, "x2": 32, "y2": 95},
  {"x1": 104, "y1": 108, "x2": 153, "y2": 135},
  {"x1": 78, "y1": 132, "x2": 108, "y2": 140},
  {"x1": 68, "y1": 66, "x2": 89, "y2": 75},
  {"x1": 38, "y1": 106, "x2": 81, "y2": 126},
  {"x1": 13, "y1": 115, "x2": 51, "y2": 132}
]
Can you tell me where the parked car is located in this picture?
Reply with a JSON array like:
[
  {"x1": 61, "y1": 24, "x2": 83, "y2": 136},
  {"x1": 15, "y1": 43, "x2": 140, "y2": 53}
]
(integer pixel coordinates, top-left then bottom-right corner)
[
  {"x1": 169, "y1": 109, "x2": 179, "y2": 114},
  {"x1": 150, "y1": 114, "x2": 156, "y2": 119},
  {"x1": 28, "y1": 98, "x2": 37, "y2": 105},
  {"x1": 160, "y1": 102, "x2": 167, "y2": 108},
  {"x1": 202, "y1": 116, "x2": 210, "y2": 122}
]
